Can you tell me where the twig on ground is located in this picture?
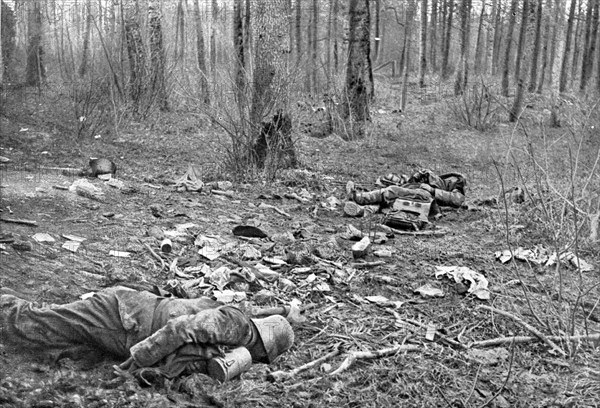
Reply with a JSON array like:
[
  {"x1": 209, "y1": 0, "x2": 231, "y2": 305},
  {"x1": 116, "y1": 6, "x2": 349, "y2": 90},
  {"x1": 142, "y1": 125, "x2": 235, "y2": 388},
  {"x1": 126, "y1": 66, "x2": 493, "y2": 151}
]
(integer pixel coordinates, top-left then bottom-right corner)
[
  {"x1": 258, "y1": 203, "x2": 292, "y2": 218},
  {"x1": 477, "y1": 339, "x2": 516, "y2": 408},
  {"x1": 0, "y1": 218, "x2": 38, "y2": 226},
  {"x1": 470, "y1": 333, "x2": 600, "y2": 348},
  {"x1": 328, "y1": 344, "x2": 420, "y2": 376},
  {"x1": 392, "y1": 313, "x2": 467, "y2": 350},
  {"x1": 477, "y1": 305, "x2": 567, "y2": 357},
  {"x1": 267, "y1": 343, "x2": 342, "y2": 382}
]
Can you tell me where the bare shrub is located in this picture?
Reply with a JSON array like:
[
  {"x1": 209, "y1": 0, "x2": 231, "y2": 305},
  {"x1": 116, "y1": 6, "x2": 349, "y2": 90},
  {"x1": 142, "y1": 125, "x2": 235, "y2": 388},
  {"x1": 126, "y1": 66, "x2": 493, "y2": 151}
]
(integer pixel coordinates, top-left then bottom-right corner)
[{"x1": 447, "y1": 78, "x2": 500, "y2": 131}]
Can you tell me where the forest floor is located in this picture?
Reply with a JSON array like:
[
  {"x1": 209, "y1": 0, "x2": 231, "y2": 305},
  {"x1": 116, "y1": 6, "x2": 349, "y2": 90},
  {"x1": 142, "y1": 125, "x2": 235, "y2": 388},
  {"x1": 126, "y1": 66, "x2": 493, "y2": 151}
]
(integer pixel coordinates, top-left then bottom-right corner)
[{"x1": 0, "y1": 79, "x2": 599, "y2": 408}]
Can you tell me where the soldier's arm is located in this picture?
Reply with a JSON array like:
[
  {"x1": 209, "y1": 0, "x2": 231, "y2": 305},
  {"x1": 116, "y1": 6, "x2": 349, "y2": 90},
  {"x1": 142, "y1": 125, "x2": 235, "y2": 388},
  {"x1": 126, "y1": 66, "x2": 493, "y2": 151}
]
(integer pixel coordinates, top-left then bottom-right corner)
[{"x1": 431, "y1": 188, "x2": 465, "y2": 207}]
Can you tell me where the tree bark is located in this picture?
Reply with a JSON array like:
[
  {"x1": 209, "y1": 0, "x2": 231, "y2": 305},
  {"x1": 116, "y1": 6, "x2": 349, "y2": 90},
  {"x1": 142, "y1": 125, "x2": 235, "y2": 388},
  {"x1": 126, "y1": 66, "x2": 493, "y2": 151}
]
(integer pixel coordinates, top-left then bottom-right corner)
[
  {"x1": 332, "y1": 0, "x2": 339, "y2": 73},
  {"x1": 210, "y1": 0, "x2": 218, "y2": 77},
  {"x1": 441, "y1": 0, "x2": 454, "y2": 79},
  {"x1": 454, "y1": 0, "x2": 471, "y2": 95},
  {"x1": 344, "y1": 0, "x2": 373, "y2": 138},
  {"x1": 195, "y1": 0, "x2": 209, "y2": 104},
  {"x1": 501, "y1": 0, "x2": 519, "y2": 96},
  {"x1": 547, "y1": 0, "x2": 561, "y2": 87},
  {"x1": 123, "y1": 0, "x2": 147, "y2": 109},
  {"x1": 1, "y1": 0, "x2": 16, "y2": 82},
  {"x1": 559, "y1": 0, "x2": 577, "y2": 93},
  {"x1": 473, "y1": 2, "x2": 485, "y2": 76},
  {"x1": 510, "y1": 0, "x2": 531, "y2": 122},
  {"x1": 570, "y1": 0, "x2": 583, "y2": 88},
  {"x1": 148, "y1": 0, "x2": 168, "y2": 111},
  {"x1": 311, "y1": 0, "x2": 319, "y2": 93},
  {"x1": 78, "y1": 0, "x2": 92, "y2": 78},
  {"x1": 295, "y1": 0, "x2": 301, "y2": 67},
  {"x1": 528, "y1": 0, "x2": 543, "y2": 92},
  {"x1": 430, "y1": 0, "x2": 438, "y2": 72},
  {"x1": 401, "y1": 1, "x2": 416, "y2": 110},
  {"x1": 580, "y1": 0, "x2": 599, "y2": 91},
  {"x1": 536, "y1": 0, "x2": 552, "y2": 93},
  {"x1": 419, "y1": 0, "x2": 427, "y2": 88},
  {"x1": 25, "y1": 0, "x2": 44, "y2": 86},
  {"x1": 373, "y1": 0, "x2": 381, "y2": 62},
  {"x1": 491, "y1": 0, "x2": 503, "y2": 76}
]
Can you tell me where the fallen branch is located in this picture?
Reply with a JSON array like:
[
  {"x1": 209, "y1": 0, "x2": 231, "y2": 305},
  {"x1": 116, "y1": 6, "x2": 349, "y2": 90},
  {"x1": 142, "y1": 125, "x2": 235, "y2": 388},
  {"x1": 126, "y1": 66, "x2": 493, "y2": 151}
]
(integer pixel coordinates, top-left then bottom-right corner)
[
  {"x1": 258, "y1": 203, "x2": 292, "y2": 218},
  {"x1": 0, "y1": 218, "x2": 38, "y2": 227},
  {"x1": 267, "y1": 344, "x2": 341, "y2": 382},
  {"x1": 329, "y1": 344, "x2": 420, "y2": 376},
  {"x1": 477, "y1": 305, "x2": 567, "y2": 357},
  {"x1": 471, "y1": 333, "x2": 600, "y2": 348},
  {"x1": 143, "y1": 242, "x2": 166, "y2": 270},
  {"x1": 399, "y1": 317, "x2": 467, "y2": 350}
]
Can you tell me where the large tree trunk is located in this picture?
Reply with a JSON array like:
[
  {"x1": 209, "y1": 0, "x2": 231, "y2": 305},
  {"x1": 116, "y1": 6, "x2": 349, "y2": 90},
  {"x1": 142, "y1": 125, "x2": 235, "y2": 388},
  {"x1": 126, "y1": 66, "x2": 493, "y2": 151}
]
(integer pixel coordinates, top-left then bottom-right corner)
[
  {"x1": 148, "y1": 0, "x2": 168, "y2": 111},
  {"x1": 210, "y1": 0, "x2": 218, "y2": 77},
  {"x1": 25, "y1": 0, "x2": 44, "y2": 86},
  {"x1": 332, "y1": 0, "x2": 339, "y2": 73},
  {"x1": 419, "y1": 0, "x2": 427, "y2": 88},
  {"x1": 123, "y1": 0, "x2": 147, "y2": 110},
  {"x1": 373, "y1": 0, "x2": 381, "y2": 62},
  {"x1": 194, "y1": 0, "x2": 209, "y2": 104},
  {"x1": 454, "y1": 0, "x2": 470, "y2": 95},
  {"x1": 580, "y1": 0, "x2": 599, "y2": 92},
  {"x1": 344, "y1": 0, "x2": 373, "y2": 139},
  {"x1": 295, "y1": 0, "x2": 301, "y2": 67},
  {"x1": 559, "y1": 0, "x2": 577, "y2": 93},
  {"x1": 501, "y1": 0, "x2": 519, "y2": 96},
  {"x1": 1, "y1": 0, "x2": 16, "y2": 82},
  {"x1": 510, "y1": 0, "x2": 531, "y2": 122},
  {"x1": 528, "y1": 0, "x2": 543, "y2": 92},
  {"x1": 570, "y1": 1, "x2": 583, "y2": 88},
  {"x1": 78, "y1": 0, "x2": 92, "y2": 78},
  {"x1": 174, "y1": 0, "x2": 185, "y2": 64},
  {"x1": 441, "y1": 0, "x2": 454, "y2": 79}
]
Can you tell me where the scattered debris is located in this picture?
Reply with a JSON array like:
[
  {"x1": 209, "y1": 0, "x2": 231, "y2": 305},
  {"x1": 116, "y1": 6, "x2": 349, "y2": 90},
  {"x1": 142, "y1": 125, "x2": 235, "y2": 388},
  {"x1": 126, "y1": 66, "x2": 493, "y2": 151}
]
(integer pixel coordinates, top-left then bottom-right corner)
[
  {"x1": 495, "y1": 247, "x2": 595, "y2": 272},
  {"x1": 174, "y1": 165, "x2": 204, "y2": 192},
  {"x1": 70, "y1": 179, "x2": 105, "y2": 202},
  {"x1": 351, "y1": 236, "x2": 370, "y2": 259},
  {"x1": 414, "y1": 284, "x2": 444, "y2": 298},
  {"x1": 12, "y1": 240, "x2": 33, "y2": 251},
  {"x1": 0, "y1": 218, "x2": 38, "y2": 227},
  {"x1": 232, "y1": 225, "x2": 269, "y2": 238},
  {"x1": 434, "y1": 266, "x2": 490, "y2": 300},
  {"x1": 32, "y1": 233, "x2": 55, "y2": 243},
  {"x1": 109, "y1": 250, "x2": 131, "y2": 258},
  {"x1": 62, "y1": 241, "x2": 81, "y2": 253}
]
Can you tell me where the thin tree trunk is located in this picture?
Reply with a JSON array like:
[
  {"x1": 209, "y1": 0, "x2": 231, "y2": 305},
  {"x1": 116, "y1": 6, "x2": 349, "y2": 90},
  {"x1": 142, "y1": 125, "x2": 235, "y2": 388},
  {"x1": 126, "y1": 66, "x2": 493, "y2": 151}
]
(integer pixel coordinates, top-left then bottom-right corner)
[
  {"x1": 559, "y1": 0, "x2": 577, "y2": 93},
  {"x1": 332, "y1": 0, "x2": 339, "y2": 73},
  {"x1": 373, "y1": 0, "x2": 381, "y2": 62},
  {"x1": 441, "y1": 0, "x2": 454, "y2": 79},
  {"x1": 473, "y1": 2, "x2": 485, "y2": 75},
  {"x1": 195, "y1": 0, "x2": 209, "y2": 104},
  {"x1": 78, "y1": 0, "x2": 92, "y2": 77},
  {"x1": 148, "y1": 0, "x2": 168, "y2": 111},
  {"x1": 537, "y1": 0, "x2": 552, "y2": 93},
  {"x1": 419, "y1": 0, "x2": 428, "y2": 87},
  {"x1": 580, "y1": 0, "x2": 599, "y2": 92},
  {"x1": 25, "y1": 0, "x2": 44, "y2": 87},
  {"x1": 454, "y1": 0, "x2": 470, "y2": 95},
  {"x1": 344, "y1": 0, "x2": 373, "y2": 138},
  {"x1": 501, "y1": 0, "x2": 519, "y2": 96},
  {"x1": 210, "y1": 0, "x2": 218, "y2": 77},
  {"x1": 491, "y1": 0, "x2": 503, "y2": 75},
  {"x1": 401, "y1": 1, "x2": 416, "y2": 110},
  {"x1": 295, "y1": 0, "x2": 301, "y2": 66},
  {"x1": 430, "y1": 0, "x2": 438, "y2": 72},
  {"x1": 312, "y1": 0, "x2": 319, "y2": 93},
  {"x1": 175, "y1": 0, "x2": 185, "y2": 64},
  {"x1": 439, "y1": 0, "x2": 447, "y2": 73},
  {"x1": 510, "y1": 0, "x2": 530, "y2": 122},
  {"x1": 528, "y1": 0, "x2": 543, "y2": 92},
  {"x1": 548, "y1": 0, "x2": 561, "y2": 86},
  {"x1": 570, "y1": 0, "x2": 583, "y2": 88},
  {"x1": 122, "y1": 0, "x2": 147, "y2": 110}
]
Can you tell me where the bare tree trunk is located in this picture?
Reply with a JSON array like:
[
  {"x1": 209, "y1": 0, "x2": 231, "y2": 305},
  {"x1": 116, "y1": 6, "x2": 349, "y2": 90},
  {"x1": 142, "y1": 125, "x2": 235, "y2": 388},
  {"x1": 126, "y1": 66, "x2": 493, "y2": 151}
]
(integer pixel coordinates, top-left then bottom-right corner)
[
  {"x1": 311, "y1": 0, "x2": 319, "y2": 93},
  {"x1": 344, "y1": 0, "x2": 373, "y2": 139},
  {"x1": 373, "y1": 0, "x2": 381, "y2": 62},
  {"x1": 441, "y1": 0, "x2": 454, "y2": 79},
  {"x1": 547, "y1": 0, "x2": 561, "y2": 86},
  {"x1": 78, "y1": 0, "x2": 92, "y2": 78},
  {"x1": 501, "y1": 0, "x2": 519, "y2": 96},
  {"x1": 122, "y1": 0, "x2": 147, "y2": 110},
  {"x1": 401, "y1": 1, "x2": 416, "y2": 110},
  {"x1": 148, "y1": 0, "x2": 168, "y2": 111},
  {"x1": 1, "y1": 0, "x2": 17, "y2": 82},
  {"x1": 194, "y1": 0, "x2": 209, "y2": 104},
  {"x1": 491, "y1": 0, "x2": 503, "y2": 76},
  {"x1": 25, "y1": 0, "x2": 44, "y2": 86},
  {"x1": 510, "y1": 0, "x2": 531, "y2": 122},
  {"x1": 580, "y1": 0, "x2": 599, "y2": 92},
  {"x1": 473, "y1": 2, "x2": 485, "y2": 76},
  {"x1": 528, "y1": 0, "x2": 543, "y2": 92},
  {"x1": 0, "y1": 0, "x2": 3, "y2": 84},
  {"x1": 597, "y1": 20, "x2": 600, "y2": 93},
  {"x1": 570, "y1": 0, "x2": 583, "y2": 88},
  {"x1": 295, "y1": 0, "x2": 301, "y2": 66},
  {"x1": 430, "y1": 0, "x2": 438, "y2": 72},
  {"x1": 454, "y1": 0, "x2": 470, "y2": 95},
  {"x1": 559, "y1": 0, "x2": 577, "y2": 93},
  {"x1": 174, "y1": 0, "x2": 185, "y2": 64},
  {"x1": 210, "y1": 0, "x2": 218, "y2": 77},
  {"x1": 419, "y1": 0, "x2": 428, "y2": 88},
  {"x1": 537, "y1": 0, "x2": 552, "y2": 93},
  {"x1": 332, "y1": 0, "x2": 339, "y2": 73}
]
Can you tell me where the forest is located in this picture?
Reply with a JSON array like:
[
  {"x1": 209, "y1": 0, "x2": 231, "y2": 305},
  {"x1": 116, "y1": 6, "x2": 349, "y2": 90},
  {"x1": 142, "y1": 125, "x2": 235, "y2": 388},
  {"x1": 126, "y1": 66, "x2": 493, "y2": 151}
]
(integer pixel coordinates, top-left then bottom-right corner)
[{"x1": 0, "y1": 0, "x2": 599, "y2": 407}]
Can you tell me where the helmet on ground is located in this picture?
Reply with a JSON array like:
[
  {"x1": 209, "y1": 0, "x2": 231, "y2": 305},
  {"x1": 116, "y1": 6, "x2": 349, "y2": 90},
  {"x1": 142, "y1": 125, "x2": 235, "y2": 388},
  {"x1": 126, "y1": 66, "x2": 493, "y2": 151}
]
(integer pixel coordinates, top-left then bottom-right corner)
[{"x1": 251, "y1": 315, "x2": 294, "y2": 363}]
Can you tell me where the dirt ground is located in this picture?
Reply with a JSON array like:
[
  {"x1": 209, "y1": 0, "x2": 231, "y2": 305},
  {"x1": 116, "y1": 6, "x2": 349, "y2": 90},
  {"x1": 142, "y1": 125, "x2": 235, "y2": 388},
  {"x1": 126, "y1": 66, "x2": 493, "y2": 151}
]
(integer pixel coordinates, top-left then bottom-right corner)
[{"x1": 1, "y1": 82, "x2": 599, "y2": 408}]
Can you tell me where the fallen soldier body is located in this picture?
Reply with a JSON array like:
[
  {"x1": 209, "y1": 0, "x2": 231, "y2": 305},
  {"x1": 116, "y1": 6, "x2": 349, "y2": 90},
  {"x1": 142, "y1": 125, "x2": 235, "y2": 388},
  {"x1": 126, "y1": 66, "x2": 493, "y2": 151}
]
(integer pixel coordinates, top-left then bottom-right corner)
[
  {"x1": 0, "y1": 286, "x2": 294, "y2": 380},
  {"x1": 344, "y1": 169, "x2": 466, "y2": 223}
]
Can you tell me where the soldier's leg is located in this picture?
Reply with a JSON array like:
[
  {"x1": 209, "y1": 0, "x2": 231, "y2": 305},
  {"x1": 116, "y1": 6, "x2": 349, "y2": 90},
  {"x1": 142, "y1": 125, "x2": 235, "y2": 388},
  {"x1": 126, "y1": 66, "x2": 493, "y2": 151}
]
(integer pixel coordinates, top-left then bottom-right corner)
[{"x1": 0, "y1": 288, "x2": 129, "y2": 358}]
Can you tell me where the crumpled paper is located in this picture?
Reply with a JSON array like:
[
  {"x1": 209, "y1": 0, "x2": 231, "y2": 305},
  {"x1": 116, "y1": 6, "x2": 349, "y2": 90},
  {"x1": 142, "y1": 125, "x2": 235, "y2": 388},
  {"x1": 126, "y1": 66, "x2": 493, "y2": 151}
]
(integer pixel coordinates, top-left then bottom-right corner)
[{"x1": 435, "y1": 266, "x2": 490, "y2": 300}]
